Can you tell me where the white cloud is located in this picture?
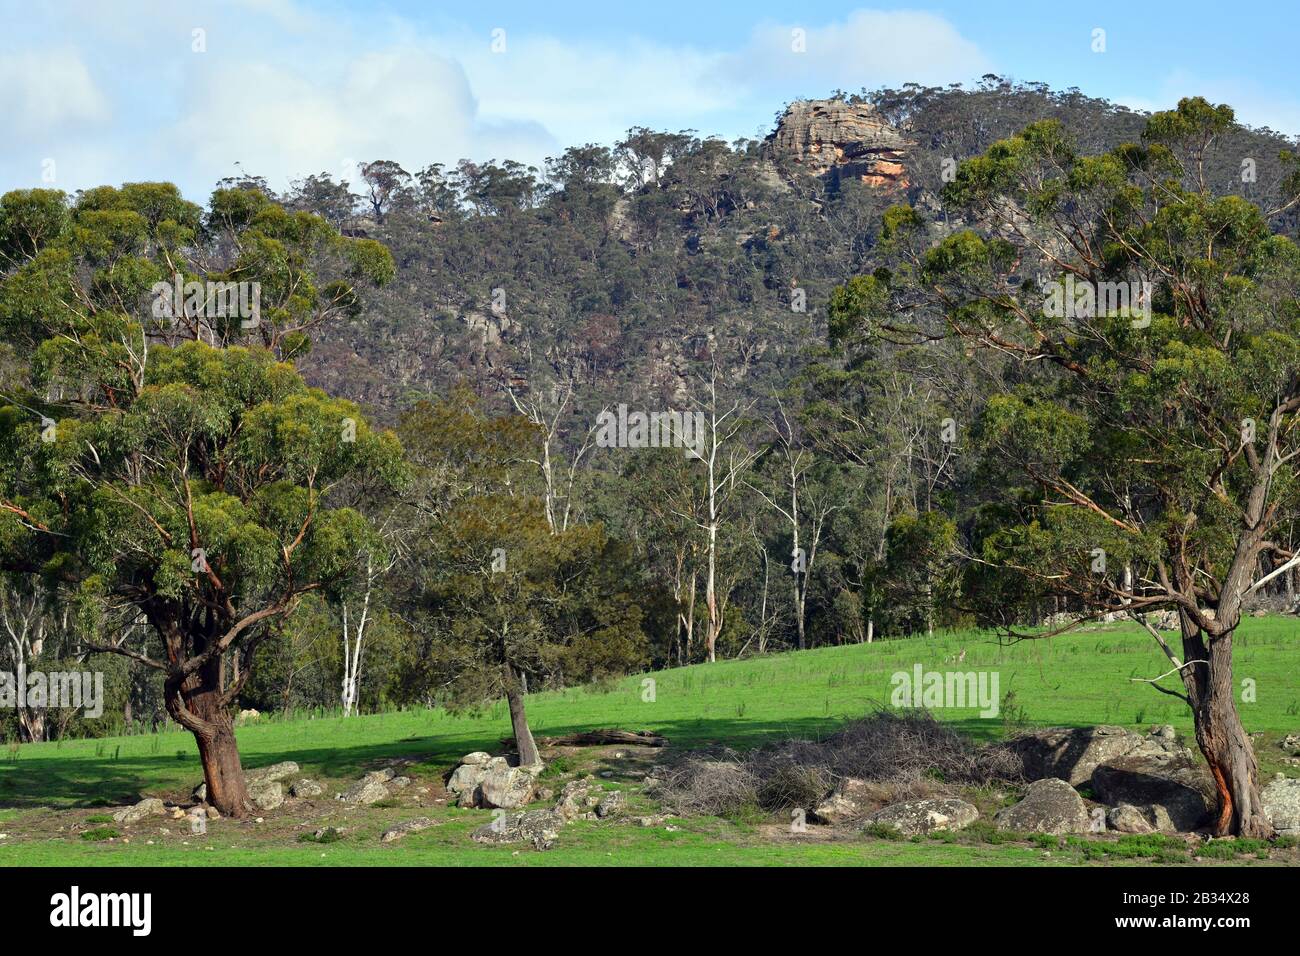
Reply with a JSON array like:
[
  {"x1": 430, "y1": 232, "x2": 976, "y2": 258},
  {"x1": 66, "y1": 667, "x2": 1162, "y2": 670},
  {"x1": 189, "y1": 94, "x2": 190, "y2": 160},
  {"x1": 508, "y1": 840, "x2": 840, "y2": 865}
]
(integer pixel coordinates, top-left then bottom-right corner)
[
  {"x1": 0, "y1": 3, "x2": 997, "y2": 196},
  {"x1": 0, "y1": 48, "x2": 110, "y2": 135},
  {"x1": 720, "y1": 10, "x2": 994, "y2": 93},
  {"x1": 171, "y1": 42, "x2": 558, "y2": 193},
  {"x1": 1116, "y1": 71, "x2": 1300, "y2": 139}
]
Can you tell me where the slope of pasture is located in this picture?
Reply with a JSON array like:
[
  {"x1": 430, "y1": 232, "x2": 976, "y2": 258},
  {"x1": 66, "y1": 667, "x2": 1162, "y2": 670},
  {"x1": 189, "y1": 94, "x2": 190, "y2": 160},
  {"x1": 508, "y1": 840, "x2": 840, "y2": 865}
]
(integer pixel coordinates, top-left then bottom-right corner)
[
  {"x1": 0, "y1": 618, "x2": 1295, "y2": 866},
  {"x1": 1, "y1": 618, "x2": 1296, "y2": 810}
]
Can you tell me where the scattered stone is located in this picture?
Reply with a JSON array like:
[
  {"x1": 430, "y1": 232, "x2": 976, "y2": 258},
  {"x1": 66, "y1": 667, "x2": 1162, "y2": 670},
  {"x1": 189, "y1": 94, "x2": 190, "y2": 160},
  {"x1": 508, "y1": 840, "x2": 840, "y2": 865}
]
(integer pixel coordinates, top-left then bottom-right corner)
[
  {"x1": 995, "y1": 778, "x2": 1091, "y2": 834},
  {"x1": 289, "y1": 779, "x2": 323, "y2": 799},
  {"x1": 1106, "y1": 804, "x2": 1156, "y2": 834},
  {"x1": 595, "y1": 791, "x2": 625, "y2": 818},
  {"x1": 205, "y1": 807, "x2": 220, "y2": 820},
  {"x1": 389, "y1": 776, "x2": 412, "y2": 790},
  {"x1": 1261, "y1": 775, "x2": 1300, "y2": 835},
  {"x1": 113, "y1": 798, "x2": 165, "y2": 825},
  {"x1": 1280, "y1": 733, "x2": 1300, "y2": 754},
  {"x1": 170, "y1": 808, "x2": 187, "y2": 820},
  {"x1": 637, "y1": 815, "x2": 667, "y2": 827},
  {"x1": 460, "y1": 751, "x2": 492, "y2": 766},
  {"x1": 380, "y1": 817, "x2": 437, "y2": 843},
  {"x1": 471, "y1": 809, "x2": 563, "y2": 851},
  {"x1": 193, "y1": 761, "x2": 301, "y2": 803},
  {"x1": 554, "y1": 779, "x2": 602, "y2": 822},
  {"x1": 865, "y1": 798, "x2": 979, "y2": 836}
]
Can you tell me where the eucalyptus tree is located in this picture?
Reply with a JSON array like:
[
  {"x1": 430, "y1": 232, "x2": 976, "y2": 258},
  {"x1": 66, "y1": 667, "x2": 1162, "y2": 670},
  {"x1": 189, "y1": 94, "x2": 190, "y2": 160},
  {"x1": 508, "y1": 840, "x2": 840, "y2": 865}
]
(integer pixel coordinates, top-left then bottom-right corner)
[
  {"x1": 830, "y1": 99, "x2": 1300, "y2": 836},
  {"x1": 0, "y1": 183, "x2": 399, "y2": 814}
]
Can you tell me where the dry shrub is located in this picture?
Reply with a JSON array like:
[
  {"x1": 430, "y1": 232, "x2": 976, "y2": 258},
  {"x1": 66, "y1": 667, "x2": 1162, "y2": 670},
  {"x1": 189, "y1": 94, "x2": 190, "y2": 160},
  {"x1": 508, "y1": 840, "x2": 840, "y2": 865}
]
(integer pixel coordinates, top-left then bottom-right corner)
[
  {"x1": 656, "y1": 710, "x2": 1022, "y2": 817},
  {"x1": 654, "y1": 754, "x2": 757, "y2": 816}
]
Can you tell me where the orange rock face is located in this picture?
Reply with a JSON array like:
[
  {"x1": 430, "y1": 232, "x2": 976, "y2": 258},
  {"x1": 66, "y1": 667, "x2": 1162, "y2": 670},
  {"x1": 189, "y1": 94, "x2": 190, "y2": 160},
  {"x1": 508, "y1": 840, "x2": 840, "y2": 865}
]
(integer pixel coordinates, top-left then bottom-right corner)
[{"x1": 766, "y1": 99, "x2": 912, "y2": 190}]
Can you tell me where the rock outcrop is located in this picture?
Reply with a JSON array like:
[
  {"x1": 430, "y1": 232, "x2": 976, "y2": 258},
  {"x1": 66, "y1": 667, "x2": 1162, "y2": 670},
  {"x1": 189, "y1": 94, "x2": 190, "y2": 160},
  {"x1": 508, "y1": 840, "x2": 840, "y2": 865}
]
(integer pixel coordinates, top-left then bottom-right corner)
[
  {"x1": 446, "y1": 752, "x2": 542, "y2": 809},
  {"x1": 1091, "y1": 754, "x2": 1211, "y2": 832},
  {"x1": 381, "y1": 817, "x2": 437, "y2": 843},
  {"x1": 471, "y1": 809, "x2": 564, "y2": 851},
  {"x1": 1008, "y1": 724, "x2": 1190, "y2": 786},
  {"x1": 766, "y1": 99, "x2": 911, "y2": 189}
]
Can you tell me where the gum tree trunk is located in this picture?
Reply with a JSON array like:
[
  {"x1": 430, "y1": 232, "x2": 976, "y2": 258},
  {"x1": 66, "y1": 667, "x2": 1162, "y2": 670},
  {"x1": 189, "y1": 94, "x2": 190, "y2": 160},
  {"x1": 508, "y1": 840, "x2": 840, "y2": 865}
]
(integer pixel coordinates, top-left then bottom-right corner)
[
  {"x1": 1180, "y1": 620, "x2": 1273, "y2": 837},
  {"x1": 505, "y1": 664, "x2": 541, "y2": 768},
  {"x1": 165, "y1": 652, "x2": 251, "y2": 817}
]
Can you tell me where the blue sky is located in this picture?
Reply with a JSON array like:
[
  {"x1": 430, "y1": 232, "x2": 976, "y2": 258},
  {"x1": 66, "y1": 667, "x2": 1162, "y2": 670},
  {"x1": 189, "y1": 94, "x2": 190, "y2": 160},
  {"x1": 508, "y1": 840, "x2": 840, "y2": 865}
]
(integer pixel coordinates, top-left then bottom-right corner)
[{"x1": 2, "y1": 0, "x2": 1296, "y2": 200}]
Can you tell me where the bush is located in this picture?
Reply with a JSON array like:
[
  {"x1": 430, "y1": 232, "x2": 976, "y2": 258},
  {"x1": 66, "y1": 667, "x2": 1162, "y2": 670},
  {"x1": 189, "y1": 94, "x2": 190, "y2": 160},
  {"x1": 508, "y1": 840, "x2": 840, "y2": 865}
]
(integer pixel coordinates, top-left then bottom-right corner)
[{"x1": 656, "y1": 710, "x2": 1023, "y2": 817}]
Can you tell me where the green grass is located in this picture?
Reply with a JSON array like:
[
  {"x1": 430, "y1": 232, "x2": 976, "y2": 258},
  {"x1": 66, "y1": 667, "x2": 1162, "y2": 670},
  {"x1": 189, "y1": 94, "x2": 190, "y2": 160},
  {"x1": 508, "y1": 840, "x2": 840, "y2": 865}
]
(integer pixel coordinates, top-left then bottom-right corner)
[{"x1": 1, "y1": 616, "x2": 1296, "y2": 866}]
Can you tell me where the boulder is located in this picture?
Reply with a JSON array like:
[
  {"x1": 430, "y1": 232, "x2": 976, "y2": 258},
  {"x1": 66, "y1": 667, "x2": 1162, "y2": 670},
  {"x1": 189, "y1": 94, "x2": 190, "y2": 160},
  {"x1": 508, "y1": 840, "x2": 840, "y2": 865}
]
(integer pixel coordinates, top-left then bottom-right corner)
[
  {"x1": 380, "y1": 817, "x2": 436, "y2": 843},
  {"x1": 338, "y1": 771, "x2": 393, "y2": 805},
  {"x1": 245, "y1": 761, "x2": 299, "y2": 785},
  {"x1": 866, "y1": 798, "x2": 979, "y2": 836},
  {"x1": 1008, "y1": 725, "x2": 1189, "y2": 785},
  {"x1": 460, "y1": 751, "x2": 492, "y2": 766},
  {"x1": 289, "y1": 779, "x2": 322, "y2": 799},
  {"x1": 595, "y1": 791, "x2": 624, "y2": 819},
  {"x1": 1091, "y1": 754, "x2": 1211, "y2": 832},
  {"x1": 995, "y1": 778, "x2": 1091, "y2": 834},
  {"x1": 479, "y1": 765, "x2": 538, "y2": 810},
  {"x1": 1261, "y1": 775, "x2": 1300, "y2": 835},
  {"x1": 247, "y1": 780, "x2": 284, "y2": 811},
  {"x1": 1106, "y1": 804, "x2": 1156, "y2": 834},
  {"x1": 471, "y1": 809, "x2": 563, "y2": 851},
  {"x1": 812, "y1": 778, "x2": 888, "y2": 825},
  {"x1": 113, "y1": 798, "x2": 165, "y2": 825},
  {"x1": 1280, "y1": 733, "x2": 1300, "y2": 754},
  {"x1": 446, "y1": 763, "x2": 490, "y2": 807}
]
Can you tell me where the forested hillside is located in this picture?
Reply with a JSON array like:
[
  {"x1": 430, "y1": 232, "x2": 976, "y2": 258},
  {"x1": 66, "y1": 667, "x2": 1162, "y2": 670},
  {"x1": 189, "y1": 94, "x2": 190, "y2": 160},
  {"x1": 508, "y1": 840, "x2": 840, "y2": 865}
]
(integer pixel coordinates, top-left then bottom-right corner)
[{"x1": 3, "y1": 78, "x2": 1298, "y2": 757}]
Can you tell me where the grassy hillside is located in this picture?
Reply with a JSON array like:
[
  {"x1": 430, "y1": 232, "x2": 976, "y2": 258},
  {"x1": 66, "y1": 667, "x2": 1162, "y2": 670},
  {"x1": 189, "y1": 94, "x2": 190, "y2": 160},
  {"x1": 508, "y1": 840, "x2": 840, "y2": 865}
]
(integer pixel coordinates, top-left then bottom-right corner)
[{"x1": 1, "y1": 617, "x2": 1296, "y2": 866}]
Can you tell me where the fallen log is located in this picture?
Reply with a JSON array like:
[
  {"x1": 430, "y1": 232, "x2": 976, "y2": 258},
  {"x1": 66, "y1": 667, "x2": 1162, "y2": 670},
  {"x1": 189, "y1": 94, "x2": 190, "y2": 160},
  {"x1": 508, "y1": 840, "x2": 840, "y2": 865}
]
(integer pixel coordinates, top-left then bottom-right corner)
[{"x1": 501, "y1": 729, "x2": 668, "y2": 749}]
